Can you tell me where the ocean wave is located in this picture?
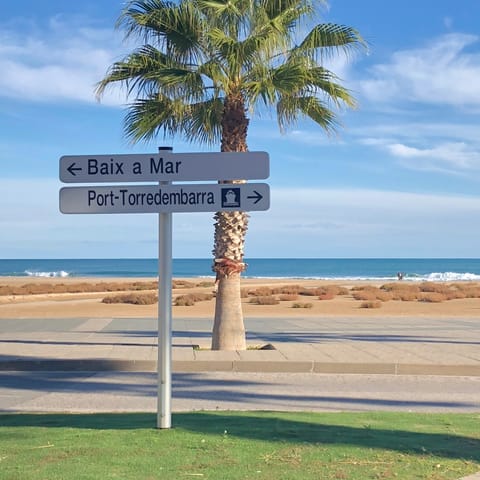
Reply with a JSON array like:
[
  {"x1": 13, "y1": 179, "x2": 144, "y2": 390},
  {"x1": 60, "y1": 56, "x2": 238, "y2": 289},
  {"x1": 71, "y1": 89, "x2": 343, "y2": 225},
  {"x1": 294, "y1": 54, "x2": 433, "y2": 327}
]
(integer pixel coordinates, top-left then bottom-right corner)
[
  {"x1": 25, "y1": 270, "x2": 70, "y2": 278},
  {"x1": 244, "y1": 275, "x2": 399, "y2": 281},
  {"x1": 423, "y1": 272, "x2": 480, "y2": 282},
  {"x1": 244, "y1": 272, "x2": 480, "y2": 282}
]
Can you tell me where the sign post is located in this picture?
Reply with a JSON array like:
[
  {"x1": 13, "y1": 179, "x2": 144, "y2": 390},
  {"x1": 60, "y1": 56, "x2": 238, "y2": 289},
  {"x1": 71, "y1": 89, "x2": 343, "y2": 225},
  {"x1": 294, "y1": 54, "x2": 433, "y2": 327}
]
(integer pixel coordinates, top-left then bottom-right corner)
[
  {"x1": 157, "y1": 146, "x2": 173, "y2": 429},
  {"x1": 158, "y1": 206, "x2": 172, "y2": 428},
  {"x1": 59, "y1": 149, "x2": 270, "y2": 429}
]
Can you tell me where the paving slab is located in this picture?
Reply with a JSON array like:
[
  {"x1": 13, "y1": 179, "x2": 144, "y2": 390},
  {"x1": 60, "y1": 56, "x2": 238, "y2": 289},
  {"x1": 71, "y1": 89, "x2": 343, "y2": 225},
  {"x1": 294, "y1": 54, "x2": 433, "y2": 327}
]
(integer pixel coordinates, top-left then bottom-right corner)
[{"x1": 0, "y1": 316, "x2": 478, "y2": 376}]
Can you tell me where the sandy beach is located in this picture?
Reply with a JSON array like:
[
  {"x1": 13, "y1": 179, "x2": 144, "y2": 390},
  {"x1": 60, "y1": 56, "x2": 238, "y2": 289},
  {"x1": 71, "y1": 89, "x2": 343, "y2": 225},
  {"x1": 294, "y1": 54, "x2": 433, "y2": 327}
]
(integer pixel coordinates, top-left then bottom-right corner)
[{"x1": 1, "y1": 276, "x2": 480, "y2": 319}]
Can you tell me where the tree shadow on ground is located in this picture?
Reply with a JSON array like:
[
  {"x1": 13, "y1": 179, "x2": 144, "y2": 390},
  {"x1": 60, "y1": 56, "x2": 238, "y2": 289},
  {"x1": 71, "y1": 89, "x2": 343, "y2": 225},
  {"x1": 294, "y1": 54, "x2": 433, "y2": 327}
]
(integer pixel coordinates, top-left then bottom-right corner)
[
  {"x1": 177, "y1": 412, "x2": 480, "y2": 463},
  {"x1": 1, "y1": 412, "x2": 478, "y2": 464}
]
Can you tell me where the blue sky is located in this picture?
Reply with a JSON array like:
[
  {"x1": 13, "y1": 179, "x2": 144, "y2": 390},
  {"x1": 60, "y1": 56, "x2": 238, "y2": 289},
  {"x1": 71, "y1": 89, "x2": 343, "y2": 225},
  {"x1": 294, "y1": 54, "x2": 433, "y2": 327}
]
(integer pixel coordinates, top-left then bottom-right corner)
[{"x1": 1, "y1": 0, "x2": 480, "y2": 259}]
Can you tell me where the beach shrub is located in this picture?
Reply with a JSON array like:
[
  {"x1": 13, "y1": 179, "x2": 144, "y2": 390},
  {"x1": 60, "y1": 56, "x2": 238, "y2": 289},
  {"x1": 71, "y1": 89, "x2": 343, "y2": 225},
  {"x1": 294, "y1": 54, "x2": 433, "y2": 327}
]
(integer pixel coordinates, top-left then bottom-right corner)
[
  {"x1": 22, "y1": 283, "x2": 48, "y2": 295},
  {"x1": 174, "y1": 295, "x2": 196, "y2": 306},
  {"x1": 360, "y1": 301, "x2": 382, "y2": 309},
  {"x1": 380, "y1": 283, "x2": 422, "y2": 301},
  {"x1": 351, "y1": 287, "x2": 392, "y2": 302},
  {"x1": 450, "y1": 282, "x2": 480, "y2": 297},
  {"x1": 102, "y1": 293, "x2": 158, "y2": 305},
  {"x1": 0, "y1": 280, "x2": 164, "y2": 297},
  {"x1": 351, "y1": 285, "x2": 378, "y2": 293},
  {"x1": 318, "y1": 292, "x2": 335, "y2": 301},
  {"x1": 381, "y1": 283, "x2": 420, "y2": 293},
  {"x1": 445, "y1": 290, "x2": 466, "y2": 300},
  {"x1": 188, "y1": 293, "x2": 212, "y2": 301},
  {"x1": 298, "y1": 288, "x2": 316, "y2": 296},
  {"x1": 461, "y1": 286, "x2": 480, "y2": 298},
  {"x1": 272, "y1": 284, "x2": 301, "y2": 295},
  {"x1": 76, "y1": 281, "x2": 157, "y2": 293},
  {"x1": 172, "y1": 280, "x2": 195, "y2": 289},
  {"x1": 419, "y1": 282, "x2": 451, "y2": 294},
  {"x1": 332, "y1": 286, "x2": 350, "y2": 296},
  {"x1": 130, "y1": 281, "x2": 157, "y2": 291},
  {"x1": 174, "y1": 293, "x2": 213, "y2": 306},
  {"x1": 67, "y1": 282, "x2": 92, "y2": 293},
  {"x1": 242, "y1": 286, "x2": 273, "y2": 297},
  {"x1": 249, "y1": 296, "x2": 279, "y2": 305},
  {"x1": 314, "y1": 285, "x2": 348, "y2": 297},
  {"x1": 390, "y1": 291, "x2": 420, "y2": 301},
  {"x1": 196, "y1": 281, "x2": 215, "y2": 288},
  {"x1": 1, "y1": 283, "x2": 45, "y2": 296},
  {"x1": 352, "y1": 290, "x2": 377, "y2": 301},
  {"x1": 418, "y1": 293, "x2": 447, "y2": 303},
  {"x1": 279, "y1": 294, "x2": 299, "y2": 301},
  {"x1": 48, "y1": 283, "x2": 68, "y2": 293},
  {"x1": 292, "y1": 302, "x2": 313, "y2": 309},
  {"x1": 252, "y1": 287, "x2": 274, "y2": 297},
  {"x1": 419, "y1": 282, "x2": 477, "y2": 300},
  {"x1": 374, "y1": 291, "x2": 393, "y2": 302},
  {"x1": 0, "y1": 286, "x2": 14, "y2": 295},
  {"x1": 102, "y1": 282, "x2": 126, "y2": 292}
]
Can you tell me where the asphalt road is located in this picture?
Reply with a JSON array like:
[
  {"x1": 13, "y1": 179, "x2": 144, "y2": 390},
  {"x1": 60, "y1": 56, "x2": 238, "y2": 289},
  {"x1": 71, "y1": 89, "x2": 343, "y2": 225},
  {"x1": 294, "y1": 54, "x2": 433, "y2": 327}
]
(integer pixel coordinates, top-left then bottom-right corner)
[{"x1": 1, "y1": 371, "x2": 479, "y2": 413}]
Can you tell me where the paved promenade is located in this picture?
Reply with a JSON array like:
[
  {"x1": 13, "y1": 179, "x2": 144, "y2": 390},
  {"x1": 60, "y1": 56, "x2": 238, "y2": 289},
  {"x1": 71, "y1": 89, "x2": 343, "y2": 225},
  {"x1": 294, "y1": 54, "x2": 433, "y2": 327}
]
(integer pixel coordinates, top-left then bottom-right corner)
[{"x1": 0, "y1": 315, "x2": 479, "y2": 375}]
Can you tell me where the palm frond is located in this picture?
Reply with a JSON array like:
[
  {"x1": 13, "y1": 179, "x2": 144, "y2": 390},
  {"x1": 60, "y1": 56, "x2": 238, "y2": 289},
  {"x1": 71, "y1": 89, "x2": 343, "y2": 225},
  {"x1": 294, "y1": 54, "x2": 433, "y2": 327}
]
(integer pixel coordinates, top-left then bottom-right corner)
[
  {"x1": 96, "y1": 44, "x2": 207, "y2": 102},
  {"x1": 306, "y1": 66, "x2": 357, "y2": 108},
  {"x1": 181, "y1": 97, "x2": 225, "y2": 144},
  {"x1": 96, "y1": 45, "x2": 170, "y2": 98},
  {"x1": 124, "y1": 95, "x2": 184, "y2": 142},
  {"x1": 124, "y1": 95, "x2": 224, "y2": 145},
  {"x1": 119, "y1": 0, "x2": 207, "y2": 63},
  {"x1": 276, "y1": 94, "x2": 338, "y2": 133},
  {"x1": 296, "y1": 23, "x2": 367, "y2": 60}
]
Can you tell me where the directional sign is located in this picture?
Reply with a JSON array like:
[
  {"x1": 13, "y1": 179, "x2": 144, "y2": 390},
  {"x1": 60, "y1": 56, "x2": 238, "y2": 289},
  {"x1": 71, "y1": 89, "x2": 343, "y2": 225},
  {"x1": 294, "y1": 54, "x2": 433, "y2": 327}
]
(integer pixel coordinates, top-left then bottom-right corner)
[
  {"x1": 59, "y1": 183, "x2": 269, "y2": 214},
  {"x1": 60, "y1": 151, "x2": 269, "y2": 183}
]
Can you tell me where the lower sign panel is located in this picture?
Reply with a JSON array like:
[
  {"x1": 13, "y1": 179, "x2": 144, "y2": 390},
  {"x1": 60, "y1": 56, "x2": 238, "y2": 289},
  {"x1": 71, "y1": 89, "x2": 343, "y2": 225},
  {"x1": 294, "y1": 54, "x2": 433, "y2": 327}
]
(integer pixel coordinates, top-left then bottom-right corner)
[{"x1": 60, "y1": 183, "x2": 270, "y2": 214}]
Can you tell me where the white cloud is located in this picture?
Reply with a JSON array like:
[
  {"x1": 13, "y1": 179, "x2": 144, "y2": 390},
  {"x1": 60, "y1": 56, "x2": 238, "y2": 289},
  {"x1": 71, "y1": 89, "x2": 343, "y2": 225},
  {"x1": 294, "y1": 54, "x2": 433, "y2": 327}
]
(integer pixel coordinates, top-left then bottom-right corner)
[
  {"x1": 285, "y1": 129, "x2": 342, "y2": 146},
  {"x1": 353, "y1": 117, "x2": 480, "y2": 174},
  {"x1": 353, "y1": 121, "x2": 480, "y2": 144},
  {"x1": 360, "y1": 33, "x2": 480, "y2": 107},
  {"x1": 0, "y1": 16, "x2": 125, "y2": 105},
  {"x1": 385, "y1": 142, "x2": 480, "y2": 172}
]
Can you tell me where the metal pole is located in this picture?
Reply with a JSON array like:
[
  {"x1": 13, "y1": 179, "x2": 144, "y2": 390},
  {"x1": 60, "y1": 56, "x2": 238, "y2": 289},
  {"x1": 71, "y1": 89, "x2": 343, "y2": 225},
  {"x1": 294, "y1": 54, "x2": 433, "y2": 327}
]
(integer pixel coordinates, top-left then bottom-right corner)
[{"x1": 157, "y1": 146, "x2": 173, "y2": 429}]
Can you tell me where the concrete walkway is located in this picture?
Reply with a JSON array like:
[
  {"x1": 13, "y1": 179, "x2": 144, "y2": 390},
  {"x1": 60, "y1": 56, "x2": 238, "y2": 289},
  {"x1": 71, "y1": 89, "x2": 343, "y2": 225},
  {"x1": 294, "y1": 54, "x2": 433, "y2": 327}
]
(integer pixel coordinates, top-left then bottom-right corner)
[{"x1": 0, "y1": 316, "x2": 479, "y2": 375}]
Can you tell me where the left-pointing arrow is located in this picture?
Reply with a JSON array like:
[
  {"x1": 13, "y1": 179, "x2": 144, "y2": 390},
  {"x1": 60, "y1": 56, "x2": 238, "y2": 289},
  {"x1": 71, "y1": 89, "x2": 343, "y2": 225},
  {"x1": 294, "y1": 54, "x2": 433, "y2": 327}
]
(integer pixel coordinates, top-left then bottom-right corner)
[
  {"x1": 67, "y1": 163, "x2": 82, "y2": 176},
  {"x1": 247, "y1": 190, "x2": 263, "y2": 204}
]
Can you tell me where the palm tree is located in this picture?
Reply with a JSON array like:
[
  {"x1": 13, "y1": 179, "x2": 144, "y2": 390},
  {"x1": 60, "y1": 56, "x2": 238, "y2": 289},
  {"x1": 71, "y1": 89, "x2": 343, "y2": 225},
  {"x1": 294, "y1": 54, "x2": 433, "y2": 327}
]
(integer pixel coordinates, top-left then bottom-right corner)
[{"x1": 96, "y1": 0, "x2": 365, "y2": 350}]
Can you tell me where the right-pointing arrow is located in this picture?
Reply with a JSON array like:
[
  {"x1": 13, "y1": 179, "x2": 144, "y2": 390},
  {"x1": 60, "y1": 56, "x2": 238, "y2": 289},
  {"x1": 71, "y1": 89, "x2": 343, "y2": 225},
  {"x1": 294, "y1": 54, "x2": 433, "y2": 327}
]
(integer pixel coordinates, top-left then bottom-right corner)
[{"x1": 247, "y1": 190, "x2": 263, "y2": 204}]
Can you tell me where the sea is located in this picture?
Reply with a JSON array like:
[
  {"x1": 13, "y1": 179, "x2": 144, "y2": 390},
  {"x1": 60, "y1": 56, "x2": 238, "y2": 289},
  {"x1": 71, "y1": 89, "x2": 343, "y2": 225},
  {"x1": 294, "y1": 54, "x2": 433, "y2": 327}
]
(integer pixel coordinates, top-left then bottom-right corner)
[{"x1": 1, "y1": 258, "x2": 480, "y2": 282}]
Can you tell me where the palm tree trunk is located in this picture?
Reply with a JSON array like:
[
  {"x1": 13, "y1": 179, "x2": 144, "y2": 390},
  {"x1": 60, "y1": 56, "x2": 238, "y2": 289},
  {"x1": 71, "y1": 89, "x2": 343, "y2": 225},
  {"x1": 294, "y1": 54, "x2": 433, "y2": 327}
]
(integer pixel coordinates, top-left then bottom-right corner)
[
  {"x1": 211, "y1": 209, "x2": 249, "y2": 350},
  {"x1": 211, "y1": 91, "x2": 249, "y2": 350},
  {"x1": 211, "y1": 271, "x2": 245, "y2": 350}
]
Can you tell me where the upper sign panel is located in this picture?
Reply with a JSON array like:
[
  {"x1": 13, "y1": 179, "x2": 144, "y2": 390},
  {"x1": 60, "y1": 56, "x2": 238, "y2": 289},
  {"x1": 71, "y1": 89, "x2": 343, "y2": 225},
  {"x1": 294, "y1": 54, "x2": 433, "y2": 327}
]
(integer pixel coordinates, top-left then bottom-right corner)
[{"x1": 60, "y1": 151, "x2": 269, "y2": 183}]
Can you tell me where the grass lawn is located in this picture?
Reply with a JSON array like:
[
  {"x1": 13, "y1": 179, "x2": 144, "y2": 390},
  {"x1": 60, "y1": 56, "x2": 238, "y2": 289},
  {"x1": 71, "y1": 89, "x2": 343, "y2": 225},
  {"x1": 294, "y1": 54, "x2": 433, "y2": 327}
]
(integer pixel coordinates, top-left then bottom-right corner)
[{"x1": 0, "y1": 411, "x2": 479, "y2": 479}]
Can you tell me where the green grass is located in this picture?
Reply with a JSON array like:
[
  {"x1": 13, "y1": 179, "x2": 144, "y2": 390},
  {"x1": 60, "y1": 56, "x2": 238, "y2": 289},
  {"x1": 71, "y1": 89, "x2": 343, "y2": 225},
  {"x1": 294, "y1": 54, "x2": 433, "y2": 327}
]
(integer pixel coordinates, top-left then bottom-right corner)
[{"x1": 0, "y1": 412, "x2": 479, "y2": 479}]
